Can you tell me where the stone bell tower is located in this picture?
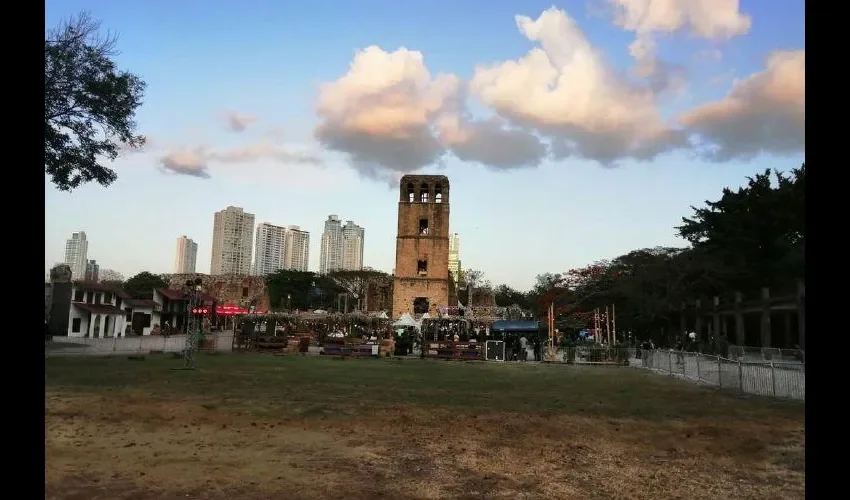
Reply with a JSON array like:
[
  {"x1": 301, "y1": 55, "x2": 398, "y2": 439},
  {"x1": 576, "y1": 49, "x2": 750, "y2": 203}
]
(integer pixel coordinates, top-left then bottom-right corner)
[{"x1": 391, "y1": 175, "x2": 451, "y2": 319}]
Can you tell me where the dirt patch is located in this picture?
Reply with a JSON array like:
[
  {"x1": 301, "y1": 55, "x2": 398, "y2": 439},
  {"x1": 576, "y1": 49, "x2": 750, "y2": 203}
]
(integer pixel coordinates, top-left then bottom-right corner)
[{"x1": 46, "y1": 393, "x2": 803, "y2": 499}]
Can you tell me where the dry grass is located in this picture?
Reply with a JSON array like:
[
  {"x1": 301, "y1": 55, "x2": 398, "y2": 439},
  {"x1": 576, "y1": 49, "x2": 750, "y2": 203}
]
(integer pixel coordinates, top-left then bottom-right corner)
[{"x1": 45, "y1": 354, "x2": 804, "y2": 499}]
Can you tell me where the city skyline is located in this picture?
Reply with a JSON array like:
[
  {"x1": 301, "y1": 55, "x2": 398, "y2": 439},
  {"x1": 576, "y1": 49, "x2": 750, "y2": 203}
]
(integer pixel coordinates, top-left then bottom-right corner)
[
  {"x1": 320, "y1": 215, "x2": 365, "y2": 273},
  {"x1": 44, "y1": 1, "x2": 804, "y2": 290}
]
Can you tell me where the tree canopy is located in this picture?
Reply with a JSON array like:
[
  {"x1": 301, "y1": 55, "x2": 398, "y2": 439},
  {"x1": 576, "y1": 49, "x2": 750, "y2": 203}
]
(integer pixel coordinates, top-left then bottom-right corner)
[
  {"x1": 123, "y1": 272, "x2": 168, "y2": 299},
  {"x1": 475, "y1": 163, "x2": 806, "y2": 345},
  {"x1": 45, "y1": 12, "x2": 146, "y2": 191}
]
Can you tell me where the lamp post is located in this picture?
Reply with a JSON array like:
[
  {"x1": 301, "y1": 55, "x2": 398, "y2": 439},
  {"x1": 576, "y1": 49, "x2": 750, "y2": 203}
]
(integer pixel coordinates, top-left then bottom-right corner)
[
  {"x1": 182, "y1": 278, "x2": 203, "y2": 370},
  {"x1": 287, "y1": 294, "x2": 291, "y2": 312}
]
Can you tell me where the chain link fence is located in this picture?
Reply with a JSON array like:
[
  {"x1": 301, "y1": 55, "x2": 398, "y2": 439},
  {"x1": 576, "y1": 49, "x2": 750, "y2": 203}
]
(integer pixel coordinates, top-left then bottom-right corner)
[
  {"x1": 637, "y1": 349, "x2": 804, "y2": 401},
  {"x1": 45, "y1": 333, "x2": 234, "y2": 357}
]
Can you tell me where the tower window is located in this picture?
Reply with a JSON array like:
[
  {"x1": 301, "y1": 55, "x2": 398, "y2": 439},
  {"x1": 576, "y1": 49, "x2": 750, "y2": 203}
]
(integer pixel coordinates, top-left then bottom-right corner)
[
  {"x1": 420, "y1": 183, "x2": 429, "y2": 203},
  {"x1": 417, "y1": 260, "x2": 428, "y2": 275},
  {"x1": 406, "y1": 183, "x2": 415, "y2": 203},
  {"x1": 435, "y1": 183, "x2": 443, "y2": 203},
  {"x1": 413, "y1": 297, "x2": 430, "y2": 314},
  {"x1": 419, "y1": 218, "x2": 429, "y2": 235}
]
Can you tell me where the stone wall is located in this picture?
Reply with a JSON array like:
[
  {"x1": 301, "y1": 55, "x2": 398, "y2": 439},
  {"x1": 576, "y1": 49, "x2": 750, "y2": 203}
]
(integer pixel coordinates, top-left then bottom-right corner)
[{"x1": 165, "y1": 274, "x2": 270, "y2": 310}]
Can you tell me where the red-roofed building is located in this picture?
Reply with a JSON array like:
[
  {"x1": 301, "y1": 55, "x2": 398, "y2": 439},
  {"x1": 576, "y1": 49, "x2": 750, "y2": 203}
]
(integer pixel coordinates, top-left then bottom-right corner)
[{"x1": 155, "y1": 288, "x2": 216, "y2": 333}]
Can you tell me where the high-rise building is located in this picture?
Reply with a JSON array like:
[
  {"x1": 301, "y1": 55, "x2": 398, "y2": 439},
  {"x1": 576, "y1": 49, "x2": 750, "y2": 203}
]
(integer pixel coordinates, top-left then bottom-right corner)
[
  {"x1": 64, "y1": 231, "x2": 88, "y2": 280},
  {"x1": 253, "y1": 223, "x2": 287, "y2": 276},
  {"x1": 284, "y1": 225, "x2": 310, "y2": 272},
  {"x1": 210, "y1": 206, "x2": 255, "y2": 275},
  {"x1": 341, "y1": 221, "x2": 365, "y2": 271},
  {"x1": 174, "y1": 236, "x2": 198, "y2": 274},
  {"x1": 319, "y1": 215, "x2": 343, "y2": 273},
  {"x1": 84, "y1": 260, "x2": 100, "y2": 282},
  {"x1": 448, "y1": 233, "x2": 461, "y2": 284}
]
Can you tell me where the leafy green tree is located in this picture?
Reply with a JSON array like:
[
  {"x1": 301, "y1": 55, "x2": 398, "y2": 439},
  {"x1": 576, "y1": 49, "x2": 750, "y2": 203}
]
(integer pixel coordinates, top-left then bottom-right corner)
[
  {"x1": 677, "y1": 164, "x2": 805, "y2": 290},
  {"x1": 45, "y1": 12, "x2": 146, "y2": 191},
  {"x1": 123, "y1": 272, "x2": 168, "y2": 299},
  {"x1": 493, "y1": 284, "x2": 532, "y2": 309},
  {"x1": 265, "y1": 270, "x2": 342, "y2": 311}
]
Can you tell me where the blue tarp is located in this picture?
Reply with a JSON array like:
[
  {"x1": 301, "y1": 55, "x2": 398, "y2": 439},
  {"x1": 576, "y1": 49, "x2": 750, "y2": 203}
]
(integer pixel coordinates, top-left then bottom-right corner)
[{"x1": 491, "y1": 320, "x2": 540, "y2": 333}]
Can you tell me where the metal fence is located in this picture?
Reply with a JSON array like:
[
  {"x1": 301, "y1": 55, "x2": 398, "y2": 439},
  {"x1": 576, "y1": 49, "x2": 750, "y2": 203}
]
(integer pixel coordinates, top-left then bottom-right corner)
[
  {"x1": 636, "y1": 349, "x2": 804, "y2": 401},
  {"x1": 45, "y1": 333, "x2": 235, "y2": 357}
]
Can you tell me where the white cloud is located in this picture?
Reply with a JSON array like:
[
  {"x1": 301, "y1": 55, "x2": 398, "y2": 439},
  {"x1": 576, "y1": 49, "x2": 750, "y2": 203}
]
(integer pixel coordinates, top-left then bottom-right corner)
[
  {"x1": 609, "y1": 0, "x2": 749, "y2": 87},
  {"x1": 469, "y1": 7, "x2": 687, "y2": 164},
  {"x1": 222, "y1": 111, "x2": 258, "y2": 132},
  {"x1": 158, "y1": 141, "x2": 324, "y2": 179},
  {"x1": 159, "y1": 148, "x2": 211, "y2": 178},
  {"x1": 679, "y1": 50, "x2": 805, "y2": 161},
  {"x1": 609, "y1": 0, "x2": 751, "y2": 40},
  {"x1": 313, "y1": 45, "x2": 547, "y2": 177}
]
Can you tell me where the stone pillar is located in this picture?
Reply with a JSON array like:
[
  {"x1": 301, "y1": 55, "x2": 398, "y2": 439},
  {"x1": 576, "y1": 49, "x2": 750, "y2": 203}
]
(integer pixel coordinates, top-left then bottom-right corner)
[
  {"x1": 796, "y1": 281, "x2": 805, "y2": 350},
  {"x1": 694, "y1": 299, "x2": 703, "y2": 341},
  {"x1": 783, "y1": 313, "x2": 793, "y2": 349},
  {"x1": 713, "y1": 296, "x2": 721, "y2": 340},
  {"x1": 734, "y1": 292, "x2": 744, "y2": 346},
  {"x1": 760, "y1": 287, "x2": 772, "y2": 348}
]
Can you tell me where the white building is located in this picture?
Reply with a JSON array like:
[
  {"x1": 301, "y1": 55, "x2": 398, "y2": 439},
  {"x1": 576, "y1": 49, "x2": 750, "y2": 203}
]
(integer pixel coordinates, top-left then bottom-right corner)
[
  {"x1": 449, "y1": 232, "x2": 461, "y2": 283},
  {"x1": 341, "y1": 221, "x2": 365, "y2": 271},
  {"x1": 210, "y1": 206, "x2": 255, "y2": 275},
  {"x1": 319, "y1": 215, "x2": 343, "y2": 273},
  {"x1": 174, "y1": 236, "x2": 198, "y2": 274},
  {"x1": 65, "y1": 282, "x2": 131, "y2": 338},
  {"x1": 64, "y1": 231, "x2": 88, "y2": 280},
  {"x1": 253, "y1": 223, "x2": 287, "y2": 276},
  {"x1": 284, "y1": 225, "x2": 310, "y2": 272}
]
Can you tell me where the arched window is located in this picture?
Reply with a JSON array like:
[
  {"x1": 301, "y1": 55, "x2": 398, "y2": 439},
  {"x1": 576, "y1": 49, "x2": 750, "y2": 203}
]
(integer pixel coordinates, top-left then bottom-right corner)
[
  {"x1": 420, "y1": 183, "x2": 429, "y2": 203},
  {"x1": 434, "y1": 183, "x2": 443, "y2": 203},
  {"x1": 406, "y1": 183, "x2": 415, "y2": 203}
]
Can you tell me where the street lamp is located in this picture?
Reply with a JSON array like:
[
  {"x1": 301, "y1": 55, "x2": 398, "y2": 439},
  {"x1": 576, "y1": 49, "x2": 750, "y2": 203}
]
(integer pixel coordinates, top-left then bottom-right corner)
[
  {"x1": 287, "y1": 294, "x2": 291, "y2": 312},
  {"x1": 181, "y1": 278, "x2": 203, "y2": 370}
]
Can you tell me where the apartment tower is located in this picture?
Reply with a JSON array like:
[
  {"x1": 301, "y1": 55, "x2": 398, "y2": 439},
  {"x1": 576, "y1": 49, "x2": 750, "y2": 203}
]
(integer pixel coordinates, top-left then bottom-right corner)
[
  {"x1": 448, "y1": 232, "x2": 461, "y2": 284},
  {"x1": 253, "y1": 223, "x2": 287, "y2": 276},
  {"x1": 319, "y1": 215, "x2": 343, "y2": 273},
  {"x1": 210, "y1": 206, "x2": 255, "y2": 275},
  {"x1": 283, "y1": 225, "x2": 311, "y2": 272},
  {"x1": 174, "y1": 236, "x2": 198, "y2": 274},
  {"x1": 341, "y1": 221, "x2": 365, "y2": 271},
  {"x1": 64, "y1": 231, "x2": 88, "y2": 280}
]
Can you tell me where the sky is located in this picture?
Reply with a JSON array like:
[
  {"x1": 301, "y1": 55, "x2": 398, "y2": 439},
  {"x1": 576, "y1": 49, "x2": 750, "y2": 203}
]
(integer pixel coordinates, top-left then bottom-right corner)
[{"x1": 45, "y1": 0, "x2": 805, "y2": 291}]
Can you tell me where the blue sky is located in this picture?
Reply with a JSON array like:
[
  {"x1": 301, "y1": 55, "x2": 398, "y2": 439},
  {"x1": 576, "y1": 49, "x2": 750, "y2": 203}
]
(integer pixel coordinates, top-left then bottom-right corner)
[{"x1": 45, "y1": 0, "x2": 805, "y2": 290}]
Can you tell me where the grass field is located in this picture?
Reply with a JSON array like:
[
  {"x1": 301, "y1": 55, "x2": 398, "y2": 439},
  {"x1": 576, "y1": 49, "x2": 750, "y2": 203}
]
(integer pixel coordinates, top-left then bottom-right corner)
[{"x1": 45, "y1": 353, "x2": 804, "y2": 500}]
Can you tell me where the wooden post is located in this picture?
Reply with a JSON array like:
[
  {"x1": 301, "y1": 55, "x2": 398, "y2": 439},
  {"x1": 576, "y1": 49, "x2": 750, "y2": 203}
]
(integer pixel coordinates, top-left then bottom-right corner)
[
  {"x1": 796, "y1": 281, "x2": 805, "y2": 350},
  {"x1": 760, "y1": 287, "x2": 772, "y2": 348},
  {"x1": 734, "y1": 292, "x2": 745, "y2": 346}
]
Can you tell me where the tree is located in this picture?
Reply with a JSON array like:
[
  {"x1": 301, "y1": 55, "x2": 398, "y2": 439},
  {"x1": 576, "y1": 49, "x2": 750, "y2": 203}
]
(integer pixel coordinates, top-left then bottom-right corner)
[
  {"x1": 327, "y1": 269, "x2": 391, "y2": 311},
  {"x1": 493, "y1": 284, "x2": 531, "y2": 309},
  {"x1": 265, "y1": 270, "x2": 342, "y2": 311},
  {"x1": 677, "y1": 164, "x2": 805, "y2": 290},
  {"x1": 45, "y1": 12, "x2": 146, "y2": 191},
  {"x1": 123, "y1": 272, "x2": 168, "y2": 299}
]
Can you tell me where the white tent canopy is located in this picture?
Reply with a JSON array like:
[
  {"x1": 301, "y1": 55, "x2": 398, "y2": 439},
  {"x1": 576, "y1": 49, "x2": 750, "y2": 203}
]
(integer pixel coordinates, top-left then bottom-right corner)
[{"x1": 393, "y1": 313, "x2": 420, "y2": 329}]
